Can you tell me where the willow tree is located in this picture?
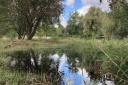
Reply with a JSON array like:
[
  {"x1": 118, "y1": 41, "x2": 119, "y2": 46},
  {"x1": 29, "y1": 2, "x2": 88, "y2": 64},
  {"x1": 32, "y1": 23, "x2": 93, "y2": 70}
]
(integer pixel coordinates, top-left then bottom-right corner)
[{"x1": 9, "y1": 0, "x2": 63, "y2": 40}]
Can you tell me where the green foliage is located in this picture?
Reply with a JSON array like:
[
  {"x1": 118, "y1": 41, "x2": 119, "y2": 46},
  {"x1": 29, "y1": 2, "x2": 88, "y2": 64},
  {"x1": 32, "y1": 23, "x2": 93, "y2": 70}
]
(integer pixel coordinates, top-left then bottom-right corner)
[
  {"x1": 0, "y1": 0, "x2": 10, "y2": 37},
  {"x1": 82, "y1": 7, "x2": 103, "y2": 38},
  {"x1": 55, "y1": 24, "x2": 64, "y2": 36},
  {"x1": 66, "y1": 12, "x2": 84, "y2": 36},
  {"x1": 66, "y1": 7, "x2": 115, "y2": 39},
  {"x1": 9, "y1": 0, "x2": 63, "y2": 40},
  {"x1": 99, "y1": 13, "x2": 114, "y2": 39},
  {"x1": 36, "y1": 23, "x2": 64, "y2": 37},
  {"x1": 109, "y1": 0, "x2": 128, "y2": 39},
  {"x1": 66, "y1": 1, "x2": 128, "y2": 39},
  {"x1": 66, "y1": 3, "x2": 128, "y2": 39}
]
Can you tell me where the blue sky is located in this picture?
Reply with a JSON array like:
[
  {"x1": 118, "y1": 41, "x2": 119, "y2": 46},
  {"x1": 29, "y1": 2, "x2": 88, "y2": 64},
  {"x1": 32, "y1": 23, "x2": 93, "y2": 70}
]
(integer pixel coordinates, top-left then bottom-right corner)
[{"x1": 60, "y1": 0, "x2": 110, "y2": 27}]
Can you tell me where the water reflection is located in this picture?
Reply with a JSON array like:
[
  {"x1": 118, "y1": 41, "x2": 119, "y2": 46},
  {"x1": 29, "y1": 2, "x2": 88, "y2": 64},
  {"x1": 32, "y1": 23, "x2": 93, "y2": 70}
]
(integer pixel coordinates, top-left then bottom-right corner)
[
  {"x1": 9, "y1": 51, "x2": 115, "y2": 85},
  {"x1": 58, "y1": 54, "x2": 90, "y2": 85},
  {"x1": 50, "y1": 53, "x2": 115, "y2": 85}
]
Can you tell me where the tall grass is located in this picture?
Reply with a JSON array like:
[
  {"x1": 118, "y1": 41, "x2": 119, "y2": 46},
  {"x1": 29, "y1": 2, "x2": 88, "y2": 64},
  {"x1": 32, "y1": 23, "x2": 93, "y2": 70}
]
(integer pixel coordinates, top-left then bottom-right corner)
[{"x1": 64, "y1": 39, "x2": 128, "y2": 85}]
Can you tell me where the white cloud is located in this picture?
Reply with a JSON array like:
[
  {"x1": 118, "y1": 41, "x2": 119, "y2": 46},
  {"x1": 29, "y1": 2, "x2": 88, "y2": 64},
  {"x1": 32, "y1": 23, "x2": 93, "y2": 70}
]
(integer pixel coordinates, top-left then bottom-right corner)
[
  {"x1": 60, "y1": 15, "x2": 67, "y2": 28},
  {"x1": 65, "y1": 0, "x2": 75, "y2": 6},
  {"x1": 99, "y1": 0, "x2": 111, "y2": 12},
  {"x1": 81, "y1": 0, "x2": 110, "y2": 12},
  {"x1": 81, "y1": 0, "x2": 100, "y2": 6},
  {"x1": 77, "y1": 5, "x2": 91, "y2": 16}
]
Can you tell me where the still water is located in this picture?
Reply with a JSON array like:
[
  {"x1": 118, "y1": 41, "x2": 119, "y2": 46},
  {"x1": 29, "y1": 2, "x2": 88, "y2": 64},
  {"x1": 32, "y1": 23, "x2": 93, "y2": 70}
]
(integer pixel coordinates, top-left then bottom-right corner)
[
  {"x1": 49, "y1": 53, "x2": 115, "y2": 85},
  {"x1": 9, "y1": 51, "x2": 115, "y2": 85}
]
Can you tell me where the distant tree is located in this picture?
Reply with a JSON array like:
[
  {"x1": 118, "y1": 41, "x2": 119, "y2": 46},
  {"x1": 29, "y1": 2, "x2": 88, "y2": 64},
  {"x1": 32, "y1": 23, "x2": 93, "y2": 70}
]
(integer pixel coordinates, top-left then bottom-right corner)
[
  {"x1": 101, "y1": 14, "x2": 114, "y2": 39},
  {"x1": 81, "y1": 7, "x2": 116, "y2": 39},
  {"x1": 82, "y1": 7, "x2": 103, "y2": 38},
  {"x1": 36, "y1": 24, "x2": 53, "y2": 37},
  {"x1": 66, "y1": 12, "x2": 84, "y2": 36},
  {"x1": 66, "y1": 8, "x2": 114, "y2": 39},
  {"x1": 109, "y1": 0, "x2": 128, "y2": 38},
  {"x1": 55, "y1": 23, "x2": 64, "y2": 36},
  {"x1": 9, "y1": 0, "x2": 63, "y2": 40}
]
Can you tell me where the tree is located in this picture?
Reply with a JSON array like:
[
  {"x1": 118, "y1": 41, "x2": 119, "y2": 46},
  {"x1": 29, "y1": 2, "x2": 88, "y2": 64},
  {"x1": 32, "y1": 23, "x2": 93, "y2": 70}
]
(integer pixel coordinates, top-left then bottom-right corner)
[
  {"x1": 109, "y1": 0, "x2": 128, "y2": 39},
  {"x1": 66, "y1": 12, "x2": 84, "y2": 36},
  {"x1": 55, "y1": 23, "x2": 64, "y2": 36},
  {"x1": 82, "y1": 7, "x2": 103, "y2": 38},
  {"x1": 100, "y1": 13, "x2": 114, "y2": 39},
  {"x1": 81, "y1": 7, "x2": 116, "y2": 39},
  {"x1": 9, "y1": 0, "x2": 63, "y2": 40}
]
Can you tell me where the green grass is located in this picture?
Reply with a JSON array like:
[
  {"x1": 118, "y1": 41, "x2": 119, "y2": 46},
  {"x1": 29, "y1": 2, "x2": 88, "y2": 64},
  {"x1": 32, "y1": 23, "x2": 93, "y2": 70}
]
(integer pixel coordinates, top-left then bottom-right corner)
[{"x1": 0, "y1": 38, "x2": 128, "y2": 85}]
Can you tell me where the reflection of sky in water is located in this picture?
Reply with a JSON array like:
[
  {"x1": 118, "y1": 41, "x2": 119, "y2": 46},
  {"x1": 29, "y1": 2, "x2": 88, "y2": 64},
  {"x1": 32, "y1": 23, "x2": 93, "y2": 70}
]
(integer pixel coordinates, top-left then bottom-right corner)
[
  {"x1": 58, "y1": 54, "x2": 90, "y2": 85},
  {"x1": 49, "y1": 53, "x2": 115, "y2": 85}
]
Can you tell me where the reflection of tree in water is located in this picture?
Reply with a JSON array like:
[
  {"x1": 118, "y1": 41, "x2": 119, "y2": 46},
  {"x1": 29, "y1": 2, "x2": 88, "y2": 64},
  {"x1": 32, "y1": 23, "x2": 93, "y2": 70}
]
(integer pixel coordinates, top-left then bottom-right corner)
[
  {"x1": 9, "y1": 49, "x2": 40, "y2": 71},
  {"x1": 8, "y1": 49, "x2": 60, "y2": 85}
]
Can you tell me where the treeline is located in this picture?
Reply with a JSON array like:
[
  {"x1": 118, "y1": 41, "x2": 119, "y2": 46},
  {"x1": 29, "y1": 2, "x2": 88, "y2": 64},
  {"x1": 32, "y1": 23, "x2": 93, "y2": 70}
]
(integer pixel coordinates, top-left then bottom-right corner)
[
  {"x1": 0, "y1": 0, "x2": 128, "y2": 40},
  {"x1": 66, "y1": 0, "x2": 128, "y2": 39}
]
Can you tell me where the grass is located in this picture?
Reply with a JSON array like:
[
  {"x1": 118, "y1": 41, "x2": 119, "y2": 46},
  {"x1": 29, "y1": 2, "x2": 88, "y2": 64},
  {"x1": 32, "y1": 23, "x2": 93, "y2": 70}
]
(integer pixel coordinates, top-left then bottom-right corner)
[{"x1": 0, "y1": 37, "x2": 128, "y2": 85}]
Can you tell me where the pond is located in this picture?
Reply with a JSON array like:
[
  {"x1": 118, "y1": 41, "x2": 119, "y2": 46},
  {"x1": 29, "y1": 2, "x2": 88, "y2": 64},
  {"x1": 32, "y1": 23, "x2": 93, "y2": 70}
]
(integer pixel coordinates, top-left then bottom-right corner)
[{"x1": 8, "y1": 50, "x2": 115, "y2": 85}]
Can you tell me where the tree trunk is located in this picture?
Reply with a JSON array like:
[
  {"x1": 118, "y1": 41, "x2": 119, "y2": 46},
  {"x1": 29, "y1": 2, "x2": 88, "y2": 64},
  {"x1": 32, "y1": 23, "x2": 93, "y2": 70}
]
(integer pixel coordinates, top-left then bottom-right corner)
[
  {"x1": 18, "y1": 34, "x2": 23, "y2": 39},
  {"x1": 27, "y1": 24, "x2": 38, "y2": 40},
  {"x1": 27, "y1": 31, "x2": 36, "y2": 40},
  {"x1": 27, "y1": 17, "x2": 42, "y2": 40}
]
